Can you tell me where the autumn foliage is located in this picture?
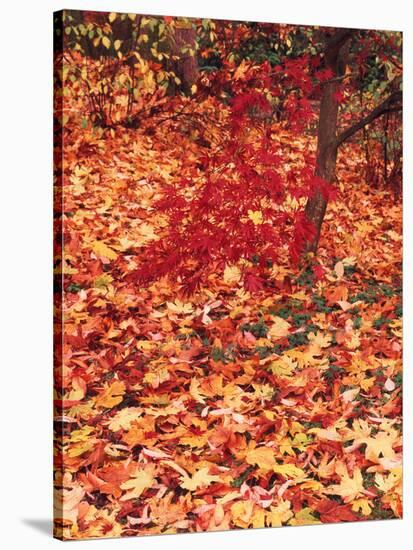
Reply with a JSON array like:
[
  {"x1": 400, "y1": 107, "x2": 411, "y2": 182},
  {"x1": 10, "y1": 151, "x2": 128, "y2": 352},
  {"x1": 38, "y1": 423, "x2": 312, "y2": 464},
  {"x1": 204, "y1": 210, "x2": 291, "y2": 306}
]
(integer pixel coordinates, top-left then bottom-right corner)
[{"x1": 54, "y1": 10, "x2": 402, "y2": 540}]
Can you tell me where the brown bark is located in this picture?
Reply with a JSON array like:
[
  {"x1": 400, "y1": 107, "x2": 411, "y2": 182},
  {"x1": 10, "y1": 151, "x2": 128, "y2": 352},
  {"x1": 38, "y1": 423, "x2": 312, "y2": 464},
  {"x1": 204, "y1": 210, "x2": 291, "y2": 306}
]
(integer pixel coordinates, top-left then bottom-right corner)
[
  {"x1": 304, "y1": 30, "x2": 354, "y2": 252},
  {"x1": 170, "y1": 21, "x2": 199, "y2": 95}
]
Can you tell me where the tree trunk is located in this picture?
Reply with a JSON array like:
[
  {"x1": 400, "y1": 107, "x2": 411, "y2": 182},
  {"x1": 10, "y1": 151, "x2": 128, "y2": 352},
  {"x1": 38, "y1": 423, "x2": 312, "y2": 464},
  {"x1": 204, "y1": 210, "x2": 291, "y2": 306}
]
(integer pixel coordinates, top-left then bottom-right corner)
[
  {"x1": 170, "y1": 21, "x2": 199, "y2": 95},
  {"x1": 304, "y1": 30, "x2": 353, "y2": 252}
]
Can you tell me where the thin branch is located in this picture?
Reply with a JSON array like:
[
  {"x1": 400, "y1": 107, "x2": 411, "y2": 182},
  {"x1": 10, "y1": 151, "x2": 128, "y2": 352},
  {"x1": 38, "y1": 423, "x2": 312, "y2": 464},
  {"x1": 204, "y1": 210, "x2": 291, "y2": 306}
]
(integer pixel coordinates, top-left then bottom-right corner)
[{"x1": 335, "y1": 90, "x2": 402, "y2": 147}]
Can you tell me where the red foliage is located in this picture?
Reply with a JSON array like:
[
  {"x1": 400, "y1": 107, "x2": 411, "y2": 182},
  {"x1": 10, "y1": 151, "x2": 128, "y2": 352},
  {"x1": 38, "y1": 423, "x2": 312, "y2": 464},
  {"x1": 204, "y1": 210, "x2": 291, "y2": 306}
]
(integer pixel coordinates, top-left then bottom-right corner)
[{"x1": 131, "y1": 85, "x2": 318, "y2": 294}]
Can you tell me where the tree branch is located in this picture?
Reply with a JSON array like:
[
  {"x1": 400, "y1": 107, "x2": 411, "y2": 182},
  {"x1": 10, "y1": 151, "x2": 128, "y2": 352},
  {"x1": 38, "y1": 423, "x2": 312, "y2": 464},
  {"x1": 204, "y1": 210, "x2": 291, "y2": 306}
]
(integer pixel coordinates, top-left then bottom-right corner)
[{"x1": 335, "y1": 90, "x2": 402, "y2": 147}]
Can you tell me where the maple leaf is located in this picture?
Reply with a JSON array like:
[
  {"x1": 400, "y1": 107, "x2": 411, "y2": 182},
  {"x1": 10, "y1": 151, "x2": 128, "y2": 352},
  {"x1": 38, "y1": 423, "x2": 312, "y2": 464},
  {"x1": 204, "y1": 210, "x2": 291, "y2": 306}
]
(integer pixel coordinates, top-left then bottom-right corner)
[
  {"x1": 245, "y1": 447, "x2": 276, "y2": 471},
  {"x1": 273, "y1": 463, "x2": 306, "y2": 478},
  {"x1": 252, "y1": 383, "x2": 275, "y2": 402},
  {"x1": 247, "y1": 210, "x2": 264, "y2": 225},
  {"x1": 317, "y1": 499, "x2": 358, "y2": 522},
  {"x1": 309, "y1": 425, "x2": 343, "y2": 442},
  {"x1": 268, "y1": 317, "x2": 291, "y2": 340},
  {"x1": 91, "y1": 240, "x2": 118, "y2": 261},
  {"x1": 189, "y1": 378, "x2": 207, "y2": 404},
  {"x1": 244, "y1": 272, "x2": 264, "y2": 293},
  {"x1": 289, "y1": 508, "x2": 320, "y2": 525},
  {"x1": 351, "y1": 498, "x2": 372, "y2": 516},
  {"x1": 66, "y1": 376, "x2": 87, "y2": 401},
  {"x1": 180, "y1": 467, "x2": 220, "y2": 491},
  {"x1": 287, "y1": 345, "x2": 326, "y2": 369},
  {"x1": 364, "y1": 431, "x2": 397, "y2": 463},
  {"x1": 166, "y1": 299, "x2": 194, "y2": 316},
  {"x1": 326, "y1": 463, "x2": 366, "y2": 503},
  {"x1": 223, "y1": 265, "x2": 241, "y2": 284},
  {"x1": 69, "y1": 425, "x2": 94, "y2": 442},
  {"x1": 120, "y1": 469, "x2": 154, "y2": 500},
  {"x1": 143, "y1": 367, "x2": 170, "y2": 388},
  {"x1": 95, "y1": 380, "x2": 126, "y2": 409},
  {"x1": 307, "y1": 331, "x2": 332, "y2": 348},
  {"x1": 230, "y1": 500, "x2": 254, "y2": 528},
  {"x1": 268, "y1": 355, "x2": 297, "y2": 377},
  {"x1": 94, "y1": 273, "x2": 113, "y2": 289},
  {"x1": 136, "y1": 340, "x2": 157, "y2": 352},
  {"x1": 341, "y1": 387, "x2": 360, "y2": 403},
  {"x1": 67, "y1": 440, "x2": 95, "y2": 458},
  {"x1": 266, "y1": 500, "x2": 294, "y2": 527},
  {"x1": 375, "y1": 469, "x2": 402, "y2": 493},
  {"x1": 108, "y1": 407, "x2": 143, "y2": 431}
]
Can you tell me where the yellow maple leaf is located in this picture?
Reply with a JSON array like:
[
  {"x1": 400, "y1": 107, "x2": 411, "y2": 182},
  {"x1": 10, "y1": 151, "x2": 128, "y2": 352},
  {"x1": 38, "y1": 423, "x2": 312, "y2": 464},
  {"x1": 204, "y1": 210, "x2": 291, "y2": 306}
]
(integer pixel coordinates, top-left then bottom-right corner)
[
  {"x1": 287, "y1": 345, "x2": 324, "y2": 368},
  {"x1": 326, "y1": 463, "x2": 365, "y2": 503},
  {"x1": 180, "y1": 467, "x2": 220, "y2": 491},
  {"x1": 120, "y1": 469, "x2": 154, "y2": 500},
  {"x1": 69, "y1": 426, "x2": 94, "y2": 443},
  {"x1": 67, "y1": 440, "x2": 95, "y2": 458},
  {"x1": 307, "y1": 331, "x2": 332, "y2": 348},
  {"x1": 136, "y1": 340, "x2": 157, "y2": 352},
  {"x1": 108, "y1": 407, "x2": 143, "y2": 431},
  {"x1": 269, "y1": 355, "x2": 297, "y2": 377},
  {"x1": 364, "y1": 431, "x2": 397, "y2": 463},
  {"x1": 234, "y1": 59, "x2": 249, "y2": 80},
  {"x1": 231, "y1": 500, "x2": 254, "y2": 528},
  {"x1": 389, "y1": 319, "x2": 402, "y2": 337},
  {"x1": 273, "y1": 463, "x2": 306, "y2": 478},
  {"x1": 223, "y1": 265, "x2": 241, "y2": 284},
  {"x1": 189, "y1": 378, "x2": 206, "y2": 404},
  {"x1": 252, "y1": 383, "x2": 275, "y2": 402},
  {"x1": 95, "y1": 380, "x2": 125, "y2": 409},
  {"x1": 247, "y1": 210, "x2": 264, "y2": 225},
  {"x1": 138, "y1": 223, "x2": 157, "y2": 242},
  {"x1": 143, "y1": 367, "x2": 170, "y2": 389},
  {"x1": 246, "y1": 508, "x2": 264, "y2": 528},
  {"x1": 315, "y1": 455, "x2": 337, "y2": 479},
  {"x1": 268, "y1": 317, "x2": 291, "y2": 340},
  {"x1": 94, "y1": 273, "x2": 113, "y2": 289},
  {"x1": 266, "y1": 500, "x2": 294, "y2": 527},
  {"x1": 91, "y1": 240, "x2": 118, "y2": 261},
  {"x1": 352, "y1": 498, "x2": 372, "y2": 516},
  {"x1": 245, "y1": 447, "x2": 276, "y2": 471},
  {"x1": 360, "y1": 376, "x2": 375, "y2": 391},
  {"x1": 289, "y1": 507, "x2": 320, "y2": 525},
  {"x1": 166, "y1": 299, "x2": 194, "y2": 316},
  {"x1": 309, "y1": 426, "x2": 343, "y2": 442},
  {"x1": 375, "y1": 469, "x2": 402, "y2": 493}
]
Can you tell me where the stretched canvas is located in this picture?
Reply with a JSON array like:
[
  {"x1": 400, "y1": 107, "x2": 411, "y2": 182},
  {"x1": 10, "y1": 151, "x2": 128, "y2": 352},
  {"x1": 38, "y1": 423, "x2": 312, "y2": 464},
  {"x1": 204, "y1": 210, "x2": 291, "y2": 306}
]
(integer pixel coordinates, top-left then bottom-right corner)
[{"x1": 53, "y1": 9, "x2": 403, "y2": 541}]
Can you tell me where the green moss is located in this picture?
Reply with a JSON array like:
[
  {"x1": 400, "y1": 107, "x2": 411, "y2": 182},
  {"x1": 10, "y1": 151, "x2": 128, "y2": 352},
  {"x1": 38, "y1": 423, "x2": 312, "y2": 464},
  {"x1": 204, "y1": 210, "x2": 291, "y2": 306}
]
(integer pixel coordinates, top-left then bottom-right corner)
[{"x1": 240, "y1": 318, "x2": 269, "y2": 338}]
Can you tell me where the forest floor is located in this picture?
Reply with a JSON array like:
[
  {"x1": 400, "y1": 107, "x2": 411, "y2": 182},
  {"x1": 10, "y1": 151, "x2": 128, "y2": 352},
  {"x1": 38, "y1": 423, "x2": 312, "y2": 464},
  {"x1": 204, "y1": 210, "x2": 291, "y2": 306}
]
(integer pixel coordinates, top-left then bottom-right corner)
[{"x1": 56, "y1": 106, "x2": 402, "y2": 539}]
